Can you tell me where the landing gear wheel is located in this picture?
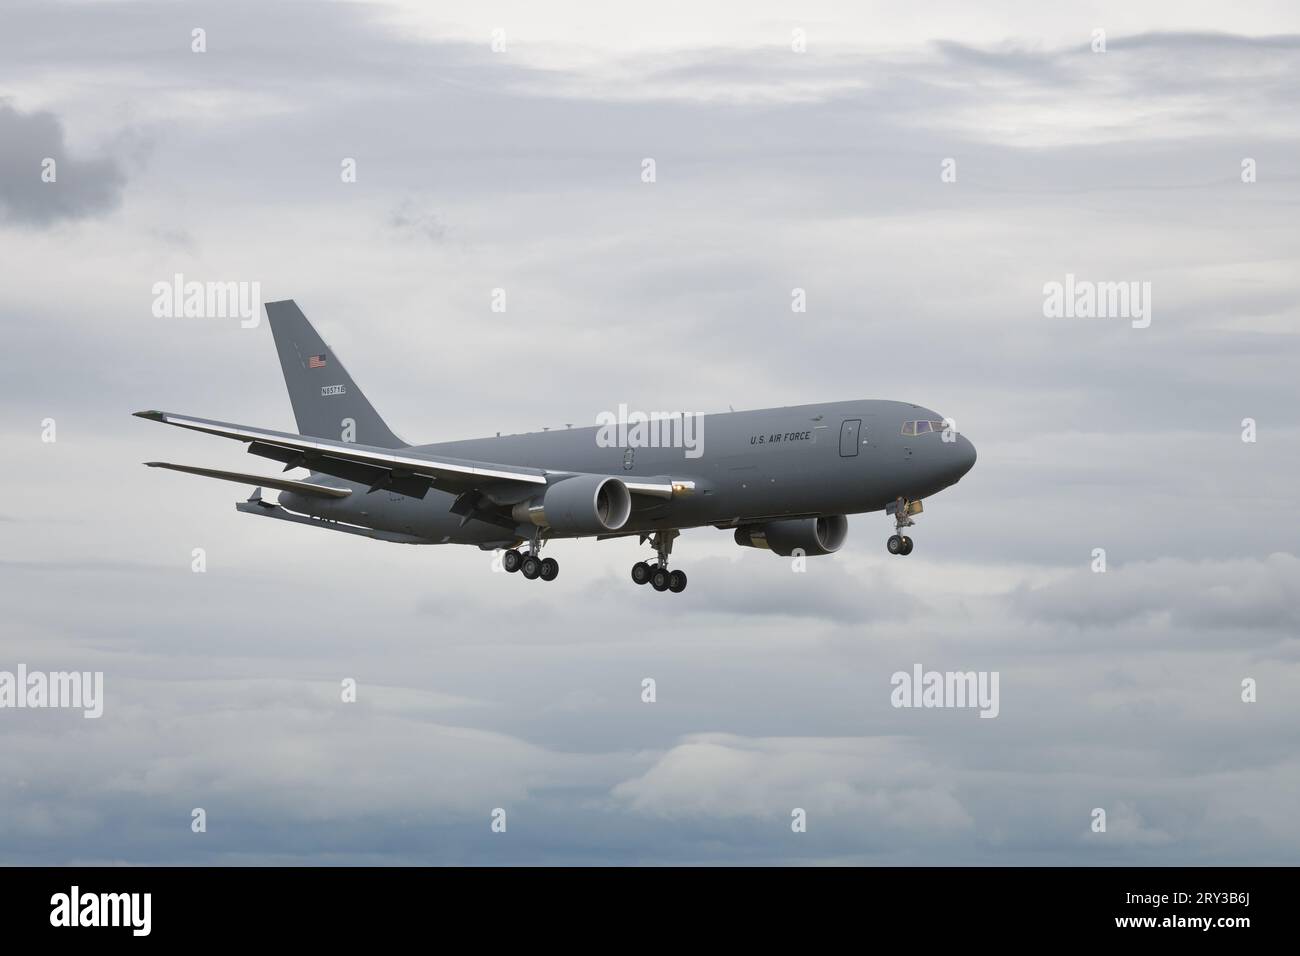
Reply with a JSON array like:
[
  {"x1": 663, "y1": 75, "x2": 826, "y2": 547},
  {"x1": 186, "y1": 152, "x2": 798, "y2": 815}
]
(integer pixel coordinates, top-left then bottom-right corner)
[
  {"x1": 888, "y1": 498, "x2": 919, "y2": 557},
  {"x1": 650, "y1": 567, "x2": 671, "y2": 591},
  {"x1": 539, "y1": 557, "x2": 559, "y2": 581},
  {"x1": 668, "y1": 570, "x2": 688, "y2": 593},
  {"x1": 521, "y1": 554, "x2": 542, "y2": 579},
  {"x1": 631, "y1": 561, "x2": 652, "y2": 585},
  {"x1": 502, "y1": 549, "x2": 522, "y2": 573}
]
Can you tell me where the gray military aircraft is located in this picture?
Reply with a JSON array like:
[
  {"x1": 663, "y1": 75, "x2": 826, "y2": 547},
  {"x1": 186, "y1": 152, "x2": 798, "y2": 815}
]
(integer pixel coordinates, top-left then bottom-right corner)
[{"x1": 136, "y1": 300, "x2": 976, "y2": 593}]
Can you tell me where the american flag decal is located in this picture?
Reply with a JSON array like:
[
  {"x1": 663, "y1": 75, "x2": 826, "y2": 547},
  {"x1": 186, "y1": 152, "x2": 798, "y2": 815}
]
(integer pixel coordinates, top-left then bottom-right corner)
[{"x1": 308, "y1": 354, "x2": 327, "y2": 369}]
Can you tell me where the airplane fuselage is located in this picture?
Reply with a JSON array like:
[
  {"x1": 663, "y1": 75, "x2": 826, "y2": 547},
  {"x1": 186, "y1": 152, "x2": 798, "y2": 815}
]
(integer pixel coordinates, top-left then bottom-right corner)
[{"x1": 280, "y1": 399, "x2": 977, "y2": 547}]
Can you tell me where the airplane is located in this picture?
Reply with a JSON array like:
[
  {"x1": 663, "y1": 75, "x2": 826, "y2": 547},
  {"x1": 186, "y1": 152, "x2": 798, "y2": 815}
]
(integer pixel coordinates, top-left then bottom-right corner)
[{"x1": 136, "y1": 300, "x2": 977, "y2": 593}]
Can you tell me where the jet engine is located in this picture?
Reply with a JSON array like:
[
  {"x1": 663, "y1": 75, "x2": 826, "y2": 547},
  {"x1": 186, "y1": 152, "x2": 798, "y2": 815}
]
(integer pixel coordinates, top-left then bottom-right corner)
[
  {"x1": 734, "y1": 515, "x2": 848, "y2": 557},
  {"x1": 512, "y1": 475, "x2": 632, "y2": 534}
]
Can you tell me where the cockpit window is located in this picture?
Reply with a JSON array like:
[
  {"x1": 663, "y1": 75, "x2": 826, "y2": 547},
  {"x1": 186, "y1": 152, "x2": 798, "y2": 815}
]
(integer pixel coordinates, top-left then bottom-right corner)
[{"x1": 902, "y1": 419, "x2": 947, "y2": 436}]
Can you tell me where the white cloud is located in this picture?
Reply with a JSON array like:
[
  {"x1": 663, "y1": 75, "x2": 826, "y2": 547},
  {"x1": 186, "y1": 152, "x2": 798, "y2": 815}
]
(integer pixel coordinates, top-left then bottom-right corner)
[{"x1": 613, "y1": 734, "x2": 974, "y2": 832}]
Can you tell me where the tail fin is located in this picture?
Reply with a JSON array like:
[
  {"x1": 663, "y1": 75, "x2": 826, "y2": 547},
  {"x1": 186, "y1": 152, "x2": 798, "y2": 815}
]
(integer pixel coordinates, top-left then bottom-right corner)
[{"x1": 265, "y1": 299, "x2": 406, "y2": 448}]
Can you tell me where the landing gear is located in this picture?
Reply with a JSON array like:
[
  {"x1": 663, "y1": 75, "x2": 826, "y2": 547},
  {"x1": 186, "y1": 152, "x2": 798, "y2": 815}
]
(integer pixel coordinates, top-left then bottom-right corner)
[
  {"x1": 887, "y1": 534, "x2": 913, "y2": 556},
  {"x1": 632, "y1": 530, "x2": 687, "y2": 593},
  {"x1": 520, "y1": 554, "x2": 542, "y2": 579},
  {"x1": 506, "y1": 533, "x2": 560, "y2": 582},
  {"x1": 887, "y1": 498, "x2": 918, "y2": 556}
]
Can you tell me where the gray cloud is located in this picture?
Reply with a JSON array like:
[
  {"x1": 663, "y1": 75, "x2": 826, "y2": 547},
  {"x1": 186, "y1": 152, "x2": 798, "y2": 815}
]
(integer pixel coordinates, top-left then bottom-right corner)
[
  {"x1": 0, "y1": 101, "x2": 126, "y2": 225},
  {"x1": 388, "y1": 199, "x2": 448, "y2": 242},
  {"x1": 1012, "y1": 553, "x2": 1300, "y2": 632}
]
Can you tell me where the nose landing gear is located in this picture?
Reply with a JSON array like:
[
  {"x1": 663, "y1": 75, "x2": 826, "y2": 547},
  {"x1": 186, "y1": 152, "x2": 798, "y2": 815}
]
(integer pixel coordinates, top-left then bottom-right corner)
[
  {"x1": 631, "y1": 530, "x2": 687, "y2": 593},
  {"x1": 886, "y1": 497, "x2": 919, "y2": 556},
  {"x1": 886, "y1": 534, "x2": 913, "y2": 556}
]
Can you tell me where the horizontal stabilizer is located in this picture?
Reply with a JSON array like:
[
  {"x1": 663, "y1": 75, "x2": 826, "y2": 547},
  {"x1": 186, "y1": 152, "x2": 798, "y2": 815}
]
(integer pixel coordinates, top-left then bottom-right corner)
[{"x1": 144, "y1": 462, "x2": 352, "y2": 499}]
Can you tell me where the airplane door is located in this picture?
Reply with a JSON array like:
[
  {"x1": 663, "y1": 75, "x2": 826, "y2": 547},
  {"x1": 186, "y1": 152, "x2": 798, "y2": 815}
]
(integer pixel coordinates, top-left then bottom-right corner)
[{"x1": 839, "y1": 419, "x2": 861, "y2": 457}]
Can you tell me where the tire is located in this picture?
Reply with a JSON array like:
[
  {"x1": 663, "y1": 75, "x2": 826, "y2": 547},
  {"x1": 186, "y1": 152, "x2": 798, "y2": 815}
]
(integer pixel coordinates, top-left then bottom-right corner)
[
  {"x1": 900, "y1": 536, "x2": 913, "y2": 555},
  {"x1": 650, "y1": 568, "x2": 671, "y2": 591},
  {"x1": 502, "y1": 549, "x2": 522, "y2": 573},
  {"x1": 521, "y1": 555, "x2": 541, "y2": 579},
  {"x1": 539, "y1": 557, "x2": 559, "y2": 581},
  {"x1": 631, "y1": 561, "x2": 652, "y2": 585},
  {"x1": 668, "y1": 570, "x2": 687, "y2": 593},
  {"x1": 887, "y1": 534, "x2": 902, "y2": 555}
]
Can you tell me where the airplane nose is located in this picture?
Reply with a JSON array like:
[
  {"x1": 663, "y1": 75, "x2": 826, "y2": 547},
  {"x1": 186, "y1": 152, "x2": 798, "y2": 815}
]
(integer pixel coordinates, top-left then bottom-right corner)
[
  {"x1": 940, "y1": 434, "x2": 976, "y2": 485},
  {"x1": 956, "y1": 435, "x2": 977, "y2": 479}
]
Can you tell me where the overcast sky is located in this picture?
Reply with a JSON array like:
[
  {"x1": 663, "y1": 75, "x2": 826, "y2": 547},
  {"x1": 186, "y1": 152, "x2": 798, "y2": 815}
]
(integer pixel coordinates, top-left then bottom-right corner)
[{"x1": 1, "y1": 0, "x2": 1298, "y2": 864}]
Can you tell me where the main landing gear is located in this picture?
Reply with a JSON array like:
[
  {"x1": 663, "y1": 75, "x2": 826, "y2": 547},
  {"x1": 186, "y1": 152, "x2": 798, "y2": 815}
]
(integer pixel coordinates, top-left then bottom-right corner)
[
  {"x1": 502, "y1": 531, "x2": 559, "y2": 582},
  {"x1": 631, "y1": 530, "x2": 687, "y2": 594},
  {"x1": 887, "y1": 497, "x2": 917, "y2": 556}
]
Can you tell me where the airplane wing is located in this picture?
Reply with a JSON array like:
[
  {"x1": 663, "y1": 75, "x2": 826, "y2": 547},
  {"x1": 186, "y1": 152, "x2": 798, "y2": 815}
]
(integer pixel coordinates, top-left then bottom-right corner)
[
  {"x1": 134, "y1": 409, "x2": 693, "y2": 509},
  {"x1": 134, "y1": 410, "x2": 548, "y2": 500}
]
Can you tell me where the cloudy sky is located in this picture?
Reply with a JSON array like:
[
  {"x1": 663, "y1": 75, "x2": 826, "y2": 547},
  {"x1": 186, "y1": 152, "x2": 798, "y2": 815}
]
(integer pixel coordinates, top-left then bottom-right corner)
[{"x1": 1, "y1": 0, "x2": 1298, "y2": 864}]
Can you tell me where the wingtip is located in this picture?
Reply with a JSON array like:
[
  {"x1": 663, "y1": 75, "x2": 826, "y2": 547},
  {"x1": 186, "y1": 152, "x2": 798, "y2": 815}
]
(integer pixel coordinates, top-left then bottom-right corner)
[{"x1": 133, "y1": 409, "x2": 166, "y2": 421}]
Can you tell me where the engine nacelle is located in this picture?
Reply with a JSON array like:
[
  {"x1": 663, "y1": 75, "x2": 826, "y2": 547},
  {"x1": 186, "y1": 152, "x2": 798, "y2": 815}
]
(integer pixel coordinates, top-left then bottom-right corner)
[
  {"x1": 512, "y1": 475, "x2": 632, "y2": 534},
  {"x1": 734, "y1": 515, "x2": 848, "y2": 557}
]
